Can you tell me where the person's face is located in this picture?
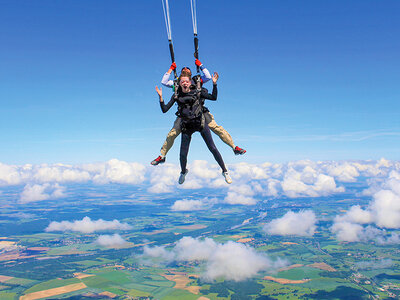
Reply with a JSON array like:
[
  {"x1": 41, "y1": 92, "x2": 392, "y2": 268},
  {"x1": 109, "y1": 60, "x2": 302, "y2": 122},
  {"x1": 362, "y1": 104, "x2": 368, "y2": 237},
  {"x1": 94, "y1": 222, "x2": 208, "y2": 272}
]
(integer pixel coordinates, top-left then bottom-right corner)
[
  {"x1": 179, "y1": 76, "x2": 191, "y2": 91},
  {"x1": 181, "y1": 67, "x2": 192, "y2": 76}
]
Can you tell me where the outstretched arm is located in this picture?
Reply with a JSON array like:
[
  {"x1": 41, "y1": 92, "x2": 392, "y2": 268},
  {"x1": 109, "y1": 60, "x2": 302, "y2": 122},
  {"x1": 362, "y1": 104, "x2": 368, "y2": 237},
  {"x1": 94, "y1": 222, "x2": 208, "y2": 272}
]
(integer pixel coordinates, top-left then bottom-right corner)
[
  {"x1": 161, "y1": 62, "x2": 177, "y2": 88},
  {"x1": 156, "y1": 86, "x2": 176, "y2": 113}
]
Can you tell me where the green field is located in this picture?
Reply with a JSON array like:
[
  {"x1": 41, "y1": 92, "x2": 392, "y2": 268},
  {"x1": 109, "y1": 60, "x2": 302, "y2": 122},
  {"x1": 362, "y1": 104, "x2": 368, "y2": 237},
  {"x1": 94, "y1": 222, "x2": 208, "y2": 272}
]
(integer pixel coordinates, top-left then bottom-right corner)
[{"x1": 22, "y1": 278, "x2": 80, "y2": 294}]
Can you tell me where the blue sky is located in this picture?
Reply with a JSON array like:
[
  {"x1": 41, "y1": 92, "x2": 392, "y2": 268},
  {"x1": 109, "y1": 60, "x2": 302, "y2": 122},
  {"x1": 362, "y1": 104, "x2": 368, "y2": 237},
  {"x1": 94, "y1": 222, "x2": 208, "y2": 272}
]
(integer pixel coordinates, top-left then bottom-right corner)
[{"x1": 1, "y1": 0, "x2": 399, "y2": 165}]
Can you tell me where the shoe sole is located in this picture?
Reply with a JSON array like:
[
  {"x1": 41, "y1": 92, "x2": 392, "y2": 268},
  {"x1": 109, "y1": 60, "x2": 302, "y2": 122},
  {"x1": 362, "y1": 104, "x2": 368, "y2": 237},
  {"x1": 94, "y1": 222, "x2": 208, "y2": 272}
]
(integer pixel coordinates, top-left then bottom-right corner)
[
  {"x1": 234, "y1": 151, "x2": 246, "y2": 155},
  {"x1": 179, "y1": 170, "x2": 188, "y2": 184}
]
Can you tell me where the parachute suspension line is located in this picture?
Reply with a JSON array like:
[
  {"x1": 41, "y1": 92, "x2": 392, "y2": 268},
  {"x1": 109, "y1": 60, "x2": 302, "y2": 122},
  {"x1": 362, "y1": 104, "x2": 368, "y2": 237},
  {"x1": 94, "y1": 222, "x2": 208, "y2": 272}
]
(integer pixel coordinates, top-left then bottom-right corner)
[
  {"x1": 161, "y1": 0, "x2": 172, "y2": 41},
  {"x1": 161, "y1": 0, "x2": 178, "y2": 80},
  {"x1": 190, "y1": 0, "x2": 200, "y2": 74},
  {"x1": 190, "y1": 0, "x2": 198, "y2": 35}
]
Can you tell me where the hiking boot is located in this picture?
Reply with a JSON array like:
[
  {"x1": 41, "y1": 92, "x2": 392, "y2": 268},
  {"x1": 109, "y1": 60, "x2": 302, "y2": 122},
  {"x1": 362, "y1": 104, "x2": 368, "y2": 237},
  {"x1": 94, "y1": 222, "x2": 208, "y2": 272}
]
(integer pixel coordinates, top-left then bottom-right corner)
[
  {"x1": 222, "y1": 172, "x2": 232, "y2": 184},
  {"x1": 234, "y1": 146, "x2": 246, "y2": 155},
  {"x1": 151, "y1": 156, "x2": 165, "y2": 166},
  {"x1": 179, "y1": 169, "x2": 188, "y2": 184}
]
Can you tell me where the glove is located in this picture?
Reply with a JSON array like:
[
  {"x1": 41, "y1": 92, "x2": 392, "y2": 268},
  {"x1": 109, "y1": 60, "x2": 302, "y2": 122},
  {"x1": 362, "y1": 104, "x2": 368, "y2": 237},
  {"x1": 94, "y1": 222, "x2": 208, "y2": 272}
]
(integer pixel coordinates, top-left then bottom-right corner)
[
  {"x1": 195, "y1": 59, "x2": 202, "y2": 67},
  {"x1": 170, "y1": 62, "x2": 177, "y2": 70}
]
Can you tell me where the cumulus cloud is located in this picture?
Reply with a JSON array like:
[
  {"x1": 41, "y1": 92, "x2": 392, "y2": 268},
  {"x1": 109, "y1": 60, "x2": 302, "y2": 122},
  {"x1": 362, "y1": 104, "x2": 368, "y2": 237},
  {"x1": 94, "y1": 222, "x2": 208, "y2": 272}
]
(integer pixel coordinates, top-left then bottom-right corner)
[
  {"x1": 142, "y1": 245, "x2": 175, "y2": 262},
  {"x1": 331, "y1": 221, "x2": 365, "y2": 242},
  {"x1": 19, "y1": 183, "x2": 66, "y2": 204},
  {"x1": 331, "y1": 223, "x2": 400, "y2": 244},
  {"x1": 370, "y1": 175, "x2": 400, "y2": 228},
  {"x1": 171, "y1": 199, "x2": 205, "y2": 211},
  {"x1": 33, "y1": 164, "x2": 91, "y2": 183},
  {"x1": 3, "y1": 159, "x2": 145, "y2": 187},
  {"x1": 0, "y1": 163, "x2": 24, "y2": 185},
  {"x1": 141, "y1": 236, "x2": 287, "y2": 281},
  {"x1": 332, "y1": 170, "x2": 400, "y2": 242},
  {"x1": 175, "y1": 236, "x2": 218, "y2": 261},
  {"x1": 281, "y1": 168, "x2": 344, "y2": 198},
  {"x1": 224, "y1": 185, "x2": 257, "y2": 205},
  {"x1": 334, "y1": 205, "x2": 373, "y2": 225},
  {"x1": 45, "y1": 216, "x2": 132, "y2": 233},
  {"x1": 190, "y1": 160, "x2": 219, "y2": 179},
  {"x1": 204, "y1": 241, "x2": 286, "y2": 281},
  {"x1": 264, "y1": 210, "x2": 317, "y2": 237},
  {"x1": 229, "y1": 162, "x2": 270, "y2": 180},
  {"x1": 147, "y1": 163, "x2": 180, "y2": 194},
  {"x1": 91, "y1": 159, "x2": 146, "y2": 184},
  {"x1": 95, "y1": 234, "x2": 127, "y2": 247},
  {"x1": 324, "y1": 162, "x2": 360, "y2": 182}
]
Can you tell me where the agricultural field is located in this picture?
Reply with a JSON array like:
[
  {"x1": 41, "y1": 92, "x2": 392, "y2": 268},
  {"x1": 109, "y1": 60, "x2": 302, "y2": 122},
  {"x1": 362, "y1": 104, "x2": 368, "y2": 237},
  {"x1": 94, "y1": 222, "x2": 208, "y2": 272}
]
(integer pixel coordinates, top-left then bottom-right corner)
[{"x1": 0, "y1": 182, "x2": 399, "y2": 299}]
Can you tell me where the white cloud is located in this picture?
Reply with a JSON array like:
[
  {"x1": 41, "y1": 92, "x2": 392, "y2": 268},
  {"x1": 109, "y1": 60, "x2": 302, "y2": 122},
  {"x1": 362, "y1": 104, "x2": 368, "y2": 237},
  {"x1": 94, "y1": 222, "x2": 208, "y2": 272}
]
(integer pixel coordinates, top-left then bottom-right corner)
[
  {"x1": 33, "y1": 164, "x2": 91, "y2": 183},
  {"x1": 264, "y1": 210, "x2": 317, "y2": 237},
  {"x1": 96, "y1": 234, "x2": 127, "y2": 246},
  {"x1": 0, "y1": 163, "x2": 23, "y2": 185},
  {"x1": 370, "y1": 181, "x2": 400, "y2": 229},
  {"x1": 174, "y1": 236, "x2": 217, "y2": 261},
  {"x1": 331, "y1": 221, "x2": 364, "y2": 242},
  {"x1": 204, "y1": 241, "x2": 286, "y2": 282},
  {"x1": 45, "y1": 216, "x2": 132, "y2": 233},
  {"x1": 190, "y1": 160, "x2": 219, "y2": 179},
  {"x1": 334, "y1": 205, "x2": 373, "y2": 225},
  {"x1": 19, "y1": 183, "x2": 66, "y2": 204},
  {"x1": 142, "y1": 245, "x2": 175, "y2": 262},
  {"x1": 331, "y1": 222, "x2": 400, "y2": 244},
  {"x1": 178, "y1": 179, "x2": 204, "y2": 189},
  {"x1": 224, "y1": 185, "x2": 257, "y2": 205},
  {"x1": 91, "y1": 159, "x2": 146, "y2": 184},
  {"x1": 147, "y1": 163, "x2": 180, "y2": 194},
  {"x1": 171, "y1": 199, "x2": 205, "y2": 211},
  {"x1": 229, "y1": 162, "x2": 270, "y2": 180},
  {"x1": 324, "y1": 162, "x2": 360, "y2": 182},
  {"x1": 141, "y1": 236, "x2": 287, "y2": 281},
  {"x1": 281, "y1": 168, "x2": 344, "y2": 198},
  {"x1": 332, "y1": 170, "x2": 400, "y2": 243},
  {"x1": 1, "y1": 159, "x2": 399, "y2": 210}
]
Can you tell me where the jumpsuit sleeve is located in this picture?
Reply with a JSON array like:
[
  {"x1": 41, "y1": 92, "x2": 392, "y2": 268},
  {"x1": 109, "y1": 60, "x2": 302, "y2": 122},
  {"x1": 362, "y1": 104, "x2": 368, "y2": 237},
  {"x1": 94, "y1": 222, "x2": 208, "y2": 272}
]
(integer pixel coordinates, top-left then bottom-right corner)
[
  {"x1": 201, "y1": 84, "x2": 218, "y2": 101},
  {"x1": 160, "y1": 95, "x2": 176, "y2": 113},
  {"x1": 200, "y1": 65, "x2": 212, "y2": 84},
  {"x1": 161, "y1": 72, "x2": 174, "y2": 88}
]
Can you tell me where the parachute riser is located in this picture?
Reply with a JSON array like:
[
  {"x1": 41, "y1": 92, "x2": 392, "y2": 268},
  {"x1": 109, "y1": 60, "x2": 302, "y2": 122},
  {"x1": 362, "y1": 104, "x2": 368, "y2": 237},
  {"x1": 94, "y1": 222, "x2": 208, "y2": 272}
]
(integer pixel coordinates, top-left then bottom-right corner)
[
  {"x1": 168, "y1": 41, "x2": 178, "y2": 79},
  {"x1": 168, "y1": 39, "x2": 179, "y2": 98},
  {"x1": 194, "y1": 34, "x2": 200, "y2": 74}
]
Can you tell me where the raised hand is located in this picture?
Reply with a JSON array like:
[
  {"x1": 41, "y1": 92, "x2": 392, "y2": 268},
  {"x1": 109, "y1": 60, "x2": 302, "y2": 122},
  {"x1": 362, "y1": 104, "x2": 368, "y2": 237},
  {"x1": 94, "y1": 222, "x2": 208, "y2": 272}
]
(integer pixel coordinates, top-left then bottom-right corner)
[
  {"x1": 212, "y1": 72, "x2": 219, "y2": 84},
  {"x1": 155, "y1": 86, "x2": 163, "y2": 99}
]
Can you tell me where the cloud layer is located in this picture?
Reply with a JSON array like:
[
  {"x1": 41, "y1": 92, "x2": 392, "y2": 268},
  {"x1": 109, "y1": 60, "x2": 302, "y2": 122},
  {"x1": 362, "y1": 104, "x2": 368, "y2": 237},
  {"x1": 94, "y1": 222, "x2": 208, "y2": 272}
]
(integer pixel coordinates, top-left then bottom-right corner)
[{"x1": 2, "y1": 159, "x2": 400, "y2": 210}]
